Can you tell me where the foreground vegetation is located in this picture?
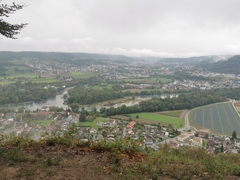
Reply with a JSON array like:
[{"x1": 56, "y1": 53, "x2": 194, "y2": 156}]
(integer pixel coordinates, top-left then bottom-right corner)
[{"x1": 1, "y1": 132, "x2": 240, "y2": 179}]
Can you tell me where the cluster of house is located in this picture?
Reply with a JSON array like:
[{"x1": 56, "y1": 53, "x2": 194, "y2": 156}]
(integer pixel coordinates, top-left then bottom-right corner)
[
  {"x1": 177, "y1": 131, "x2": 203, "y2": 147},
  {"x1": 2, "y1": 108, "x2": 240, "y2": 154},
  {"x1": 0, "y1": 112, "x2": 16, "y2": 130},
  {"x1": 58, "y1": 113, "x2": 79, "y2": 131},
  {"x1": 206, "y1": 136, "x2": 240, "y2": 154},
  {"x1": 78, "y1": 119, "x2": 176, "y2": 151},
  {"x1": 175, "y1": 128, "x2": 240, "y2": 154},
  {"x1": 0, "y1": 111, "x2": 56, "y2": 139},
  {"x1": 30, "y1": 56, "x2": 240, "y2": 92}
]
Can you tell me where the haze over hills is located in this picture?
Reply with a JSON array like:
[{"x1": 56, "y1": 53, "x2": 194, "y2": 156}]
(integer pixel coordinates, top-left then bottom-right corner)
[
  {"x1": 158, "y1": 54, "x2": 240, "y2": 74},
  {"x1": 0, "y1": 51, "x2": 239, "y2": 74},
  {"x1": 0, "y1": 51, "x2": 234, "y2": 63},
  {"x1": 157, "y1": 55, "x2": 233, "y2": 65},
  {"x1": 200, "y1": 55, "x2": 240, "y2": 74},
  {"x1": 0, "y1": 51, "x2": 140, "y2": 66}
]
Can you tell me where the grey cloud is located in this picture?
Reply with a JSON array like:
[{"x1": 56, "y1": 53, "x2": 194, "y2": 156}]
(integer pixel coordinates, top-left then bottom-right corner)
[{"x1": 1, "y1": 0, "x2": 240, "y2": 57}]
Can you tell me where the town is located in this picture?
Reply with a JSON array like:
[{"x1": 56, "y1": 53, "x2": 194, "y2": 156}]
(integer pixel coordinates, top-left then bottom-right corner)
[
  {"x1": 0, "y1": 104, "x2": 239, "y2": 155},
  {"x1": 1, "y1": 54, "x2": 240, "y2": 156}
]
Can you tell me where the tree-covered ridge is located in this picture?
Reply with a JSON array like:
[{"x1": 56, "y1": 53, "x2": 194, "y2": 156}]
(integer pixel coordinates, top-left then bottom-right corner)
[
  {"x1": 99, "y1": 88, "x2": 240, "y2": 116},
  {"x1": 67, "y1": 87, "x2": 125, "y2": 104},
  {"x1": 200, "y1": 55, "x2": 240, "y2": 74},
  {"x1": 0, "y1": 81, "x2": 62, "y2": 104},
  {"x1": 0, "y1": 51, "x2": 134, "y2": 66},
  {"x1": 99, "y1": 90, "x2": 228, "y2": 116}
]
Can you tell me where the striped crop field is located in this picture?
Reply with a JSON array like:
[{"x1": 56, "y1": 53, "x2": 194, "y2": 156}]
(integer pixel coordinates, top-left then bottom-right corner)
[{"x1": 191, "y1": 102, "x2": 240, "y2": 135}]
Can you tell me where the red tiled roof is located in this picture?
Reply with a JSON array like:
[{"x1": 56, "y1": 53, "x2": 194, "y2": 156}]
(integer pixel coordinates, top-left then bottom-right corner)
[
  {"x1": 127, "y1": 121, "x2": 136, "y2": 129},
  {"x1": 178, "y1": 134, "x2": 187, "y2": 138},
  {"x1": 195, "y1": 137, "x2": 202, "y2": 143}
]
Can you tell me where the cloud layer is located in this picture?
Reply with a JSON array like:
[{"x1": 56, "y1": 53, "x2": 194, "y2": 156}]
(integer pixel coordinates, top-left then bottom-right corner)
[{"x1": 1, "y1": 0, "x2": 240, "y2": 57}]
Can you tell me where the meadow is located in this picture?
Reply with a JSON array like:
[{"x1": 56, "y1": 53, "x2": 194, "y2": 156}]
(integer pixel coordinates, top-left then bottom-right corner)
[
  {"x1": 0, "y1": 72, "x2": 98, "y2": 84},
  {"x1": 26, "y1": 119, "x2": 55, "y2": 127},
  {"x1": 119, "y1": 77, "x2": 173, "y2": 84},
  {"x1": 129, "y1": 112, "x2": 184, "y2": 128},
  {"x1": 158, "y1": 110, "x2": 183, "y2": 118},
  {"x1": 77, "y1": 117, "x2": 108, "y2": 129},
  {"x1": 191, "y1": 102, "x2": 240, "y2": 135},
  {"x1": 71, "y1": 72, "x2": 98, "y2": 79}
]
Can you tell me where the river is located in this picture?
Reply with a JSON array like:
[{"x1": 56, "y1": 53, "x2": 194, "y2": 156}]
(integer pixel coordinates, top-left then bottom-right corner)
[{"x1": 0, "y1": 89, "x2": 178, "y2": 112}]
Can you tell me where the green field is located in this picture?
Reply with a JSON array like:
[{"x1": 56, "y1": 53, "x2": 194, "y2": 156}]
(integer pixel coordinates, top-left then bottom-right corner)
[
  {"x1": 129, "y1": 112, "x2": 184, "y2": 128},
  {"x1": 30, "y1": 78, "x2": 59, "y2": 83},
  {"x1": 191, "y1": 102, "x2": 240, "y2": 135},
  {"x1": 27, "y1": 119, "x2": 54, "y2": 127},
  {"x1": 0, "y1": 73, "x2": 35, "y2": 80},
  {"x1": 119, "y1": 77, "x2": 172, "y2": 84},
  {"x1": 0, "y1": 72, "x2": 98, "y2": 84},
  {"x1": 71, "y1": 72, "x2": 98, "y2": 79},
  {"x1": 77, "y1": 117, "x2": 108, "y2": 129},
  {"x1": 93, "y1": 84, "x2": 114, "y2": 90},
  {"x1": 158, "y1": 110, "x2": 183, "y2": 118},
  {"x1": 38, "y1": 120, "x2": 53, "y2": 126}
]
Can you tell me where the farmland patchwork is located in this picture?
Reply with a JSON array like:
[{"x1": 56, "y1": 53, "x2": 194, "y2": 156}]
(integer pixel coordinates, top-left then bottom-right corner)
[{"x1": 191, "y1": 102, "x2": 240, "y2": 135}]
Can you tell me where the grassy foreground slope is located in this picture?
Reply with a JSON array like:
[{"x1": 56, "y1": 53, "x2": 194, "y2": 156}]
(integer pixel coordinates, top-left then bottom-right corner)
[{"x1": 1, "y1": 133, "x2": 240, "y2": 179}]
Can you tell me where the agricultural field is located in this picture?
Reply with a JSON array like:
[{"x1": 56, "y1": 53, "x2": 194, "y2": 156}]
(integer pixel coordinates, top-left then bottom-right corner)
[
  {"x1": 26, "y1": 119, "x2": 55, "y2": 127},
  {"x1": 71, "y1": 72, "x2": 98, "y2": 79},
  {"x1": 129, "y1": 112, "x2": 184, "y2": 128},
  {"x1": 119, "y1": 77, "x2": 173, "y2": 84},
  {"x1": 93, "y1": 84, "x2": 114, "y2": 90},
  {"x1": 158, "y1": 110, "x2": 184, "y2": 118},
  {"x1": 0, "y1": 72, "x2": 98, "y2": 83},
  {"x1": 77, "y1": 117, "x2": 108, "y2": 129},
  {"x1": 191, "y1": 102, "x2": 240, "y2": 135}
]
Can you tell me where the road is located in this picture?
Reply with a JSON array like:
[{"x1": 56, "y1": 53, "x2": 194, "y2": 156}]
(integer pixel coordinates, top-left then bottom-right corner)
[{"x1": 178, "y1": 109, "x2": 198, "y2": 132}]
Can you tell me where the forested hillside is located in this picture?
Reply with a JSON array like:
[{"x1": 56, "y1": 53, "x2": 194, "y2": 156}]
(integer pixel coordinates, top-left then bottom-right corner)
[
  {"x1": 200, "y1": 55, "x2": 240, "y2": 74},
  {"x1": 0, "y1": 51, "x2": 138, "y2": 76},
  {"x1": 158, "y1": 55, "x2": 231, "y2": 65},
  {"x1": 0, "y1": 51, "x2": 134, "y2": 65}
]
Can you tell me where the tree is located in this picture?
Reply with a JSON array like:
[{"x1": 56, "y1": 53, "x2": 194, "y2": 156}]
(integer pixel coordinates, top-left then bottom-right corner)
[
  {"x1": 70, "y1": 103, "x2": 80, "y2": 113},
  {"x1": 0, "y1": 1, "x2": 27, "y2": 38},
  {"x1": 17, "y1": 106, "x2": 25, "y2": 113},
  {"x1": 221, "y1": 143, "x2": 224, "y2": 152},
  {"x1": 79, "y1": 113, "x2": 87, "y2": 122},
  {"x1": 232, "y1": 130, "x2": 237, "y2": 141},
  {"x1": 63, "y1": 94, "x2": 68, "y2": 100}
]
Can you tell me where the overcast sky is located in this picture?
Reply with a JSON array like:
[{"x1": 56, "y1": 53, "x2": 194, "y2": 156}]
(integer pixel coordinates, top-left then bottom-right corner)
[{"x1": 1, "y1": 0, "x2": 240, "y2": 57}]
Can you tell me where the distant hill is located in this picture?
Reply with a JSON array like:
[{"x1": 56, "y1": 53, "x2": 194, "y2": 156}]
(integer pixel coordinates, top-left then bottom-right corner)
[
  {"x1": 0, "y1": 51, "x2": 143, "y2": 76},
  {"x1": 158, "y1": 55, "x2": 232, "y2": 65},
  {"x1": 201, "y1": 55, "x2": 240, "y2": 74},
  {"x1": 0, "y1": 51, "x2": 141, "y2": 66}
]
